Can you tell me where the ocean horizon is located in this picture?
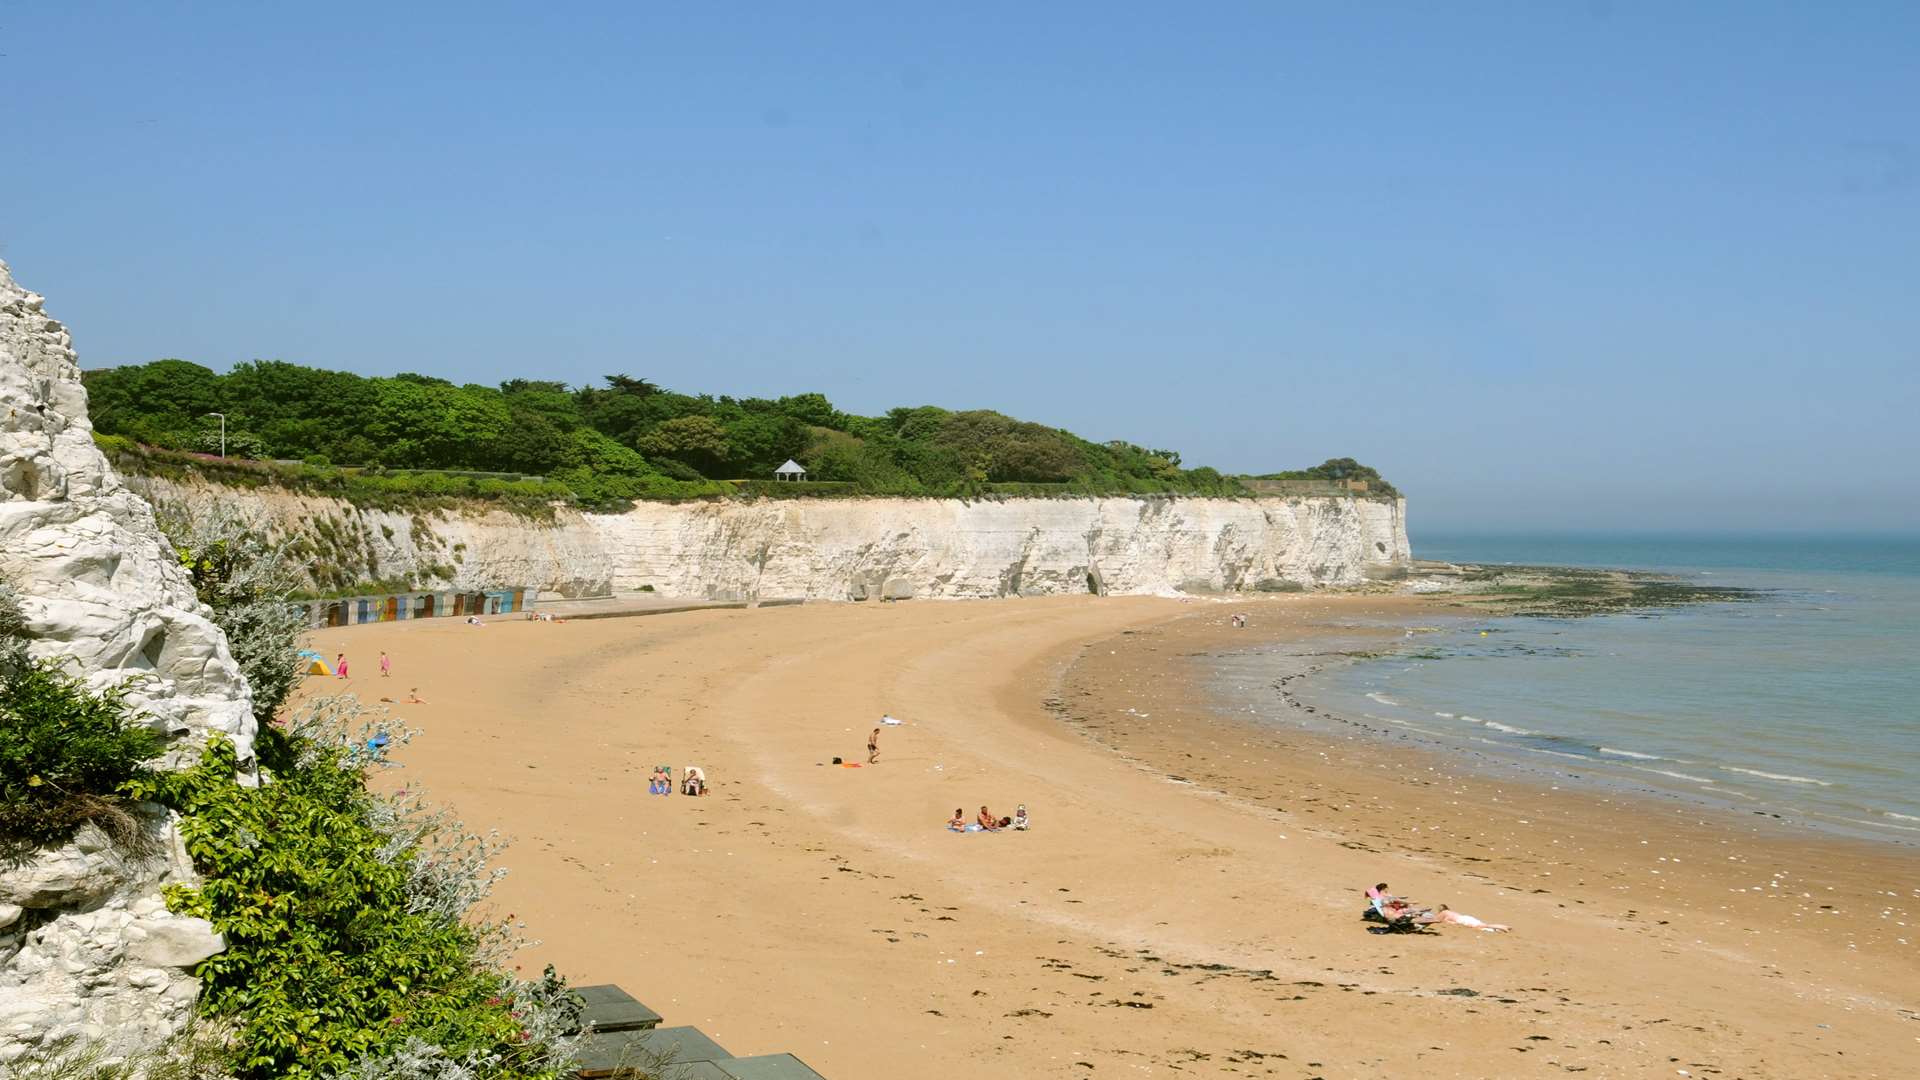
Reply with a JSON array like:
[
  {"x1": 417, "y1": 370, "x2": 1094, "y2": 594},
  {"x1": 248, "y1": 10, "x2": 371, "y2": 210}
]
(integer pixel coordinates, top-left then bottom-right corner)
[{"x1": 1276, "y1": 532, "x2": 1920, "y2": 843}]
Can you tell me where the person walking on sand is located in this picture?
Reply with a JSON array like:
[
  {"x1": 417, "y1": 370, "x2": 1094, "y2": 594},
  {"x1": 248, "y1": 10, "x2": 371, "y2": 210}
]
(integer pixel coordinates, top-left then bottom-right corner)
[
  {"x1": 379, "y1": 651, "x2": 391, "y2": 678},
  {"x1": 867, "y1": 727, "x2": 881, "y2": 764},
  {"x1": 335, "y1": 653, "x2": 348, "y2": 679}
]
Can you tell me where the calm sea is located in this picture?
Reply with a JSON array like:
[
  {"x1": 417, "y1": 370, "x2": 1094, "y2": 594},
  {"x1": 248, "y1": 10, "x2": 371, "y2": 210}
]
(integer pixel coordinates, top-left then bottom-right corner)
[{"x1": 1277, "y1": 534, "x2": 1920, "y2": 844}]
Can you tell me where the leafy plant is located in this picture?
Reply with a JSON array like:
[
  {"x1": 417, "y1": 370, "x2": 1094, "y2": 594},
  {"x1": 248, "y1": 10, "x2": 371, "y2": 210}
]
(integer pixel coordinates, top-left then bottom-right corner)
[
  {"x1": 148, "y1": 698, "x2": 578, "y2": 1079},
  {"x1": 0, "y1": 657, "x2": 163, "y2": 858},
  {"x1": 158, "y1": 505, "x2": 306, "y2": 726}
]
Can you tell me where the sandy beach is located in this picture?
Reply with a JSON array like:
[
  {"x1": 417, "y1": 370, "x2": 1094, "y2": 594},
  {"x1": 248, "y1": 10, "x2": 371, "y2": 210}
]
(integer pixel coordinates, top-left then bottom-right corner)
[{"x1": 301, "y1": 596, "x2": 1920, "y2": 1079}]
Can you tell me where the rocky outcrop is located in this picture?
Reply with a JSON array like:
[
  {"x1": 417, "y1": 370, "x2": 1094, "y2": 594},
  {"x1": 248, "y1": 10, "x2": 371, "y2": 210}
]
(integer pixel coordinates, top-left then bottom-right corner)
[
  {"x1": 0, "y1": 260, "x2": 254, "y2": 1062},
  {"x1": 131, "y1": 475, "x2": 1411, "y2": 602}
]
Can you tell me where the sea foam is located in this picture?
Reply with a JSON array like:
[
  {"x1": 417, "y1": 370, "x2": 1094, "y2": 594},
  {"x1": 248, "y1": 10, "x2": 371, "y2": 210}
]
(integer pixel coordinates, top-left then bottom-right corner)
[{"x1": 1719, "y1": 766, "x2": 1831, "y2": 786}]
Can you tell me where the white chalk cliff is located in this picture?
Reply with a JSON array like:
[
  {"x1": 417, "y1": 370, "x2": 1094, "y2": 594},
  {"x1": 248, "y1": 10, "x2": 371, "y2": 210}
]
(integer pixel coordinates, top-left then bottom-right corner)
[
  {"x1": 593, "y1": 495, "x2": 1409, "y2": 599},
  {"x1": 0, "y1": 261, "x2": 253, "y2": 1061},
  {"x1": 131, "y1": 479, "x2": 1411, "y2": 603}
]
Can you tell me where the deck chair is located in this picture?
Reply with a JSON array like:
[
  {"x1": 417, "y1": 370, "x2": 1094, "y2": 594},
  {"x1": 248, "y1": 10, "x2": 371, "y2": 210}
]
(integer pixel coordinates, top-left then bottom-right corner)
[{"x1": 1362, "y1": 893, "x2": 1430, "y2": 933}]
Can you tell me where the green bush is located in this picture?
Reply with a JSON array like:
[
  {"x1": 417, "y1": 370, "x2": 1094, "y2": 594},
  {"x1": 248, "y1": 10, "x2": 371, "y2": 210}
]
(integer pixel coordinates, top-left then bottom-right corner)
[
  {"x1": 159, "y1": 506, "x2": 305, "y2": 727},
  {"x1": 0, "y1": 658, "x2": 163, "y2": 858},
  {"x1": 149, "y1": 732, "x2": 577, "y2": 1079},
  {"x1": 85, "y1": 360, "x2": 1336, "y2": 502},
  {"x1": 91, "y1": 432, "x2": 139, "y2": 457}
]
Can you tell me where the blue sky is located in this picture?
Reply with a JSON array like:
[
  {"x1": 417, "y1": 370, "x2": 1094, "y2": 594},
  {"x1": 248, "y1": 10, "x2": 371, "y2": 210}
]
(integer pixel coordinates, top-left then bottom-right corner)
[{"x1": 3, "y1": 3, "x2": 1915, "y2": 534}]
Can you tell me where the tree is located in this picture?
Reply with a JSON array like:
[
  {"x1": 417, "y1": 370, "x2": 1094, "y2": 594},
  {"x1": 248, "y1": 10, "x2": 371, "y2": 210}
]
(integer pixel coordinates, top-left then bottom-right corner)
[
  {"x1": 933, "y1": 410, "x2": 1084, "y2": 483},
  {"x1": 83, "y1": 359, "x2": 223, "y2": 447},
  {"x1": 485, "y1": 409, "x2": 568, "y2": 474},
  {"x1": 602, "y1": 374, "x2": 661, "y2": 397},
  {"x1": 721, "y1": 412, "x2": 810, "y2": 476},
  {"x1": 635, "y1": 415, "x2": 731, "y2": 476},
  {"x1": 774, "y1": 393, "x2": 840, "y2": 428},
  {"x1": 365, "y1": 378, "x2": 512, "y2": 469},
  {"x1": 500, "y1": 381, "x2": 582, "y2": 434}
]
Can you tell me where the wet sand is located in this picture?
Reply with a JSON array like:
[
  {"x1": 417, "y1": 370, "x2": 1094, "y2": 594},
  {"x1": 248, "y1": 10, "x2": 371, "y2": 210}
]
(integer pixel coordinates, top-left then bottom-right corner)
[{"x1": 305, "y1": 595, "x2": 1920, "y2": 1079}]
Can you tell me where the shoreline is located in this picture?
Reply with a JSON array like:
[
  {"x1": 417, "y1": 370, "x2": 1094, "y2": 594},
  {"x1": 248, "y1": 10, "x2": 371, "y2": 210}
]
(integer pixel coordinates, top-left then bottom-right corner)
[
  {"x1": 308, "y1": 593, "x2": 1920, "y2": 1079},
  {"x1": 1215, "y1": 618, "x2": 1920, "y2": 848},
  {"x1": 1059, "y1": 593, "x2": 1920, "y2": 897}
]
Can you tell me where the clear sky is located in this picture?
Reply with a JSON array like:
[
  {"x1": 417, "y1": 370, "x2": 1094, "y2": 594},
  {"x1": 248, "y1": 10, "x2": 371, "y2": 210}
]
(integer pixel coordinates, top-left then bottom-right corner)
[{"x1": 3, "y1": 3, "x2": 1915, "y2": 534}]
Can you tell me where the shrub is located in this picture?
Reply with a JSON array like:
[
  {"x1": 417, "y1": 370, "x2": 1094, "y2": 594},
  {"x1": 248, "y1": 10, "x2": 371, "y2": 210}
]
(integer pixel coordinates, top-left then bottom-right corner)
[
  {"x1": 146, "y1": 700, "x2": 579, "y2": 1079},
  {"x1": 157, "y1": 505, "x2": 305, "y2": 726},
  {"x1": 0, "y1": 658, "x2": 163, "y2": 858},
  {"x1": 91, "y1": 431, "x2": 139, "y2": 457},
  {"x1": 0, "y1": 581, "x2": 26, "y2": 668}
]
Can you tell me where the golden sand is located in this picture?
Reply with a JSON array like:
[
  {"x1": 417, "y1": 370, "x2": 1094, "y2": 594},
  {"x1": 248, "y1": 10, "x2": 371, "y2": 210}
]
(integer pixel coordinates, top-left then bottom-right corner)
[{"x1": 304, "y1": 595, "x2": 1919, "y2": 1079}]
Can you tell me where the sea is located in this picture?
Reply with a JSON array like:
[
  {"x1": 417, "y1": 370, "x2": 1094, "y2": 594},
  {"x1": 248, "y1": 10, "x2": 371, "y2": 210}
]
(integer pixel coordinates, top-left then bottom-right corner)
[{"x1": 1249, "y1": 534, "x2": 1920, "y2": 845}]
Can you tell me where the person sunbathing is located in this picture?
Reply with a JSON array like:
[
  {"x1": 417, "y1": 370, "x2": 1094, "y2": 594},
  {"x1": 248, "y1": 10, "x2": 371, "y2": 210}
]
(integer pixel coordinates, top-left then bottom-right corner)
[
  {"x1": 1012, "y1": 805, "x2": 1029, "y2": 830},
  {"x1": 947, "y1": 809, "x2": 966, "y2": 832},
  {"x1": 977, "y1": 805, "x2": 1001, "y2": 832},
  {"x1": 1419, "y1": 905, "x2": 1509, "y2": 932}
]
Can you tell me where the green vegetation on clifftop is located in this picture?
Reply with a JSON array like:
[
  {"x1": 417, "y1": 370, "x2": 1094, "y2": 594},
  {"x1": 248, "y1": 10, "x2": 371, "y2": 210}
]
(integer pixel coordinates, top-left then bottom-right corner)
[{"x1": 85, "y1": 359, "x2": 1393, "y2": 506}]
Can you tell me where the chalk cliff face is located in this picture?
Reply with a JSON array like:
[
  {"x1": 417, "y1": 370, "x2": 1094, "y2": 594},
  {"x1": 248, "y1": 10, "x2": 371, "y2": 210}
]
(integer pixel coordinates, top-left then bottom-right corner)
[
  {"x1": 592, "y1": 495, "x2": 1410, "y2": 600},
  {"x1": 0, "y1": 261, "x2": 250, "y2": 1061},
  {"x1": 131, "y1": 476, "x2": 1411, "y2": 602}
]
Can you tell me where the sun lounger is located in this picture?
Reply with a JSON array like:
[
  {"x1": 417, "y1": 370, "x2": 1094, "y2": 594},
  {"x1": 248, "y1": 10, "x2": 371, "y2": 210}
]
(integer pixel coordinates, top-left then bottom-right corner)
[
  {"x1": 570, "y1": 984, "x2": 663, "y2": 1034},
  {"x1": 1362, "y1": 895, "x2": 1430, "y2": 933}
]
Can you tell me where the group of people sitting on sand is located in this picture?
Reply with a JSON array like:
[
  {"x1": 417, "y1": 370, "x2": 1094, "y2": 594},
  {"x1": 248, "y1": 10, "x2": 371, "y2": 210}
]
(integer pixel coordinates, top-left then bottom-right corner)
[
  {"x1": 647, "y1": 764, "x2": 708, "y2": 796},
  {"x1": 948, "y1": 804, "x2": 1029, "y2": 833},
  {"x1": 1364, "y1": 882, "x2": 1508, "y2": 932}
]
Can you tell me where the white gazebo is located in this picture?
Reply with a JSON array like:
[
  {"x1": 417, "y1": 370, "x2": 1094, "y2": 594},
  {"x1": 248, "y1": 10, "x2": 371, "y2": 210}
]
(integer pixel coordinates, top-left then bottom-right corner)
[{"x1": 774, "y1": 459, "x2": 807, "y2": 482}]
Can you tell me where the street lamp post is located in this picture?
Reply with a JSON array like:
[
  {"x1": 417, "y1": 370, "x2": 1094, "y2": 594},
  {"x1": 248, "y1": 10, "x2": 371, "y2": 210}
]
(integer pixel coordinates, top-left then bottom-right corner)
[{"x1": 205, "y1": 412, "x2": 226, "y2": 458}]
